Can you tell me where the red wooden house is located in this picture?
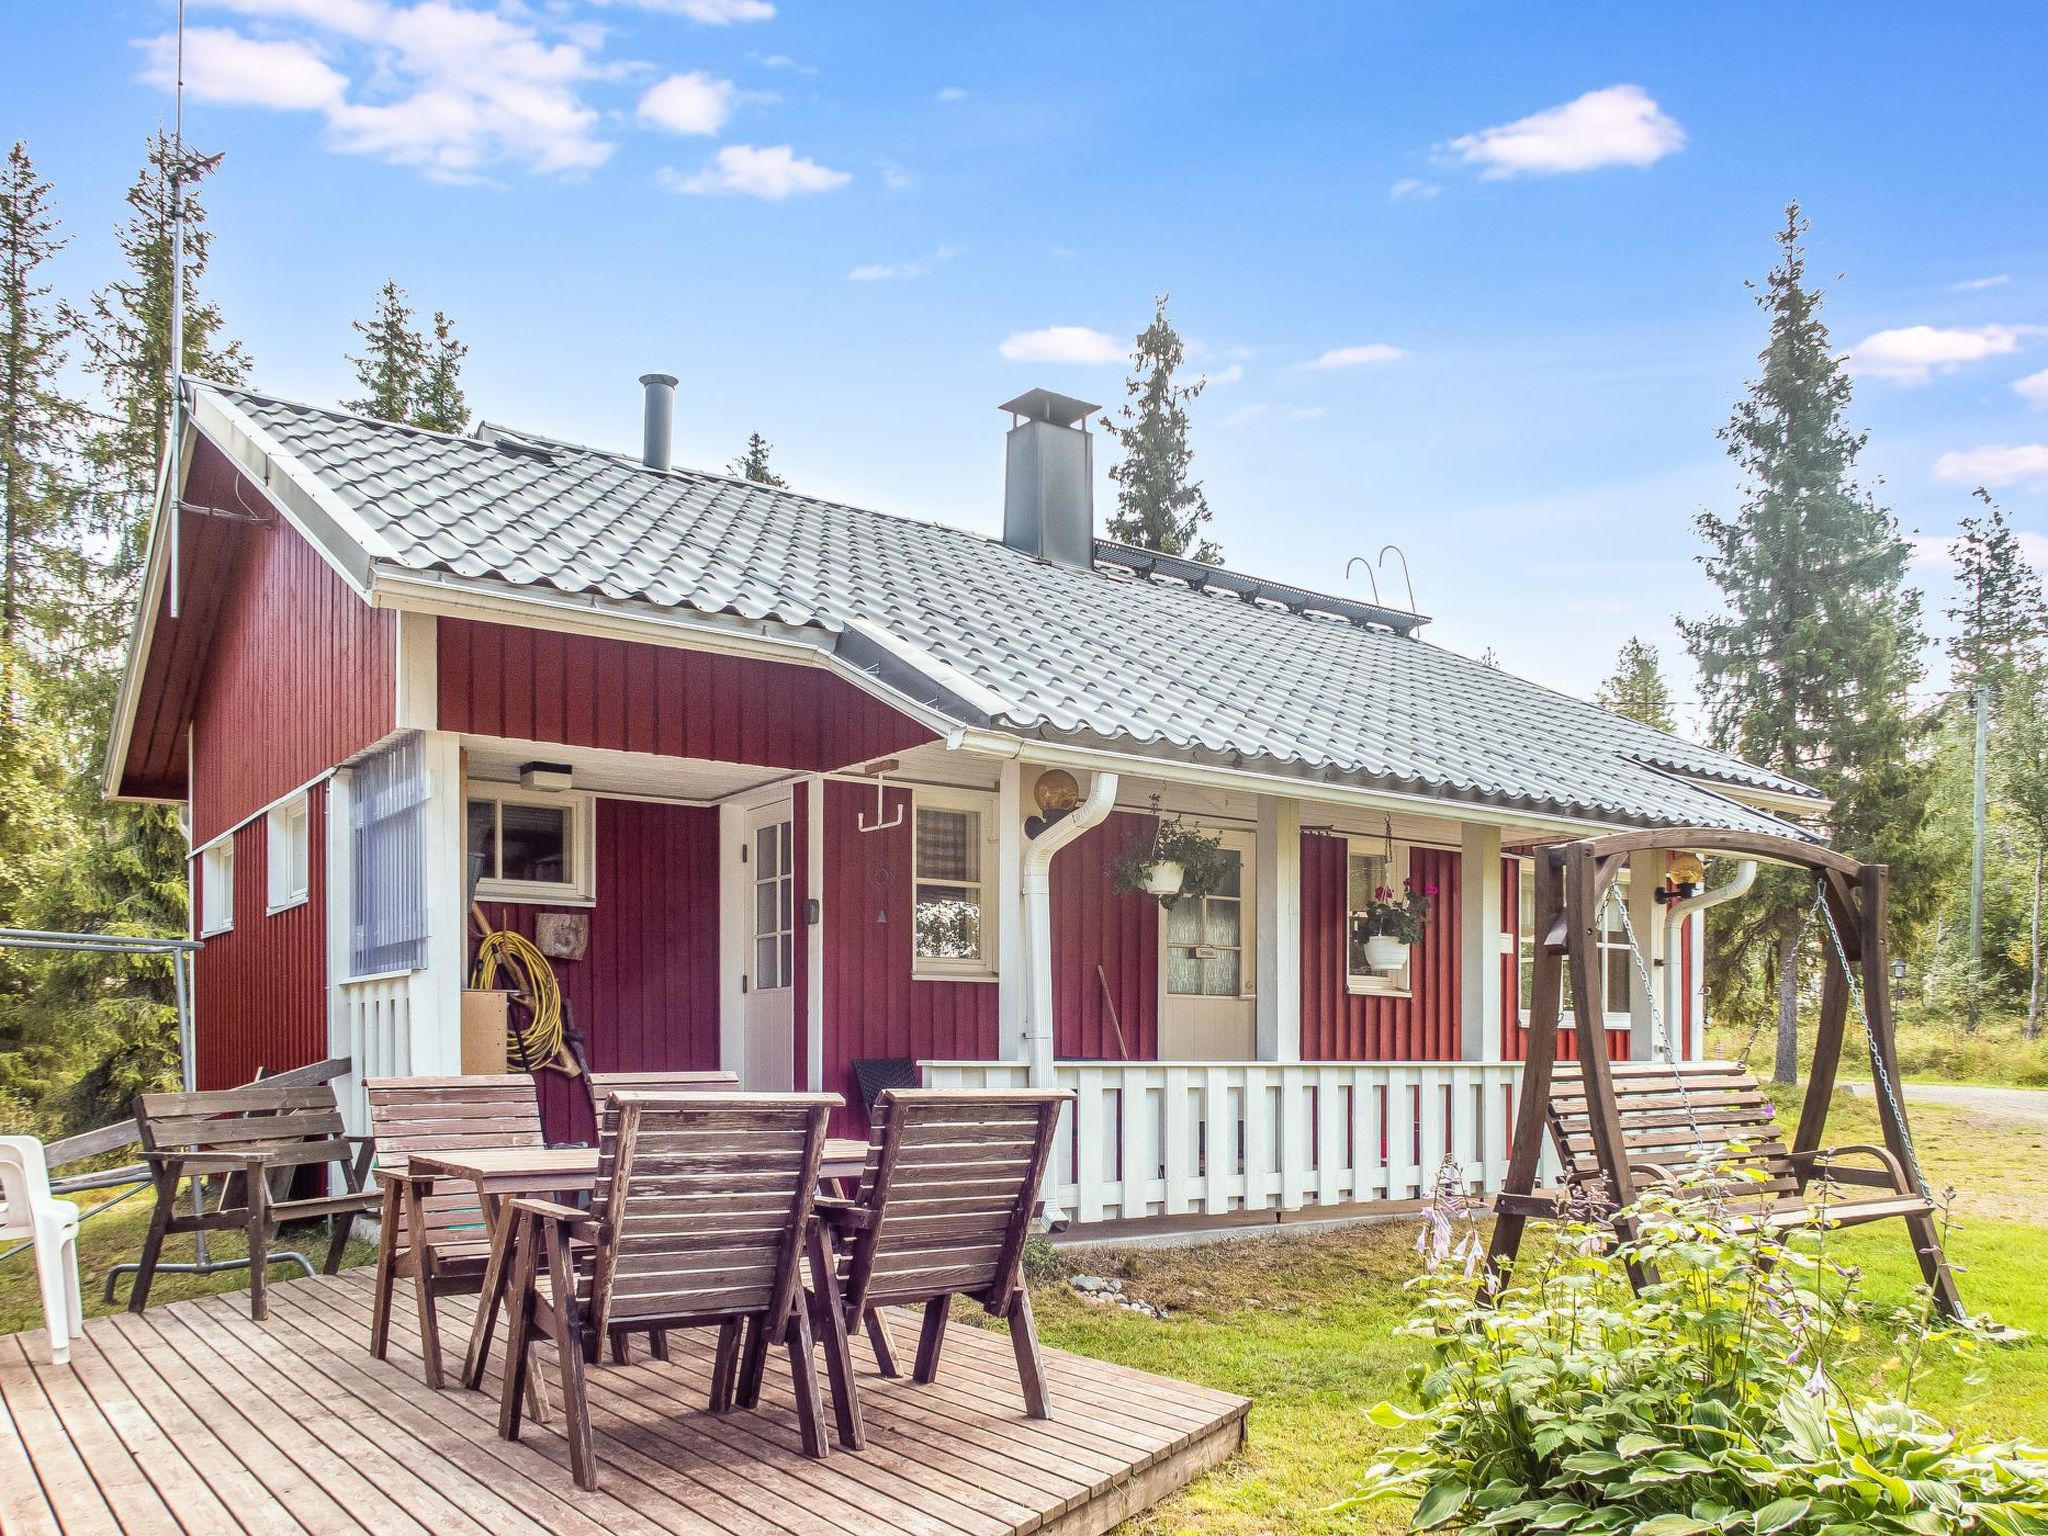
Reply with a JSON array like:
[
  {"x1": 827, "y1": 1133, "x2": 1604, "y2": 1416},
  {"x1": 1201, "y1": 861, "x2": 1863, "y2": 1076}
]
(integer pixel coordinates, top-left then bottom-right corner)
[{"x1": 106, "y1": 376, "x2": 1820, "y2": 1227}]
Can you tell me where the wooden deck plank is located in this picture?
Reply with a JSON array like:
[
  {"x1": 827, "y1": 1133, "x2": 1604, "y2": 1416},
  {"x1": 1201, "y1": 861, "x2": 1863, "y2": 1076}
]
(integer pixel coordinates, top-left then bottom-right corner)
[{"x1": 0, "y1": 1268, "x2": 1248, "y2": 1536}]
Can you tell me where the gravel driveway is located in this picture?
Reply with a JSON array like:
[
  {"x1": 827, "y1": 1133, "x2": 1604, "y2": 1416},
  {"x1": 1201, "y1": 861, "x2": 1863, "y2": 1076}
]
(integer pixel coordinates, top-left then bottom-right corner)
[{"x1": 1847, "y1": 1079, "x2": 2048, "y2": 1133}]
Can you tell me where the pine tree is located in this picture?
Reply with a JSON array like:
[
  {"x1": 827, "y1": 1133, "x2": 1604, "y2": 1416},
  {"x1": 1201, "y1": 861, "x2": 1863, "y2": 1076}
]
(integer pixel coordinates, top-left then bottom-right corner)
[
  {"x1": 1103, "y1": 295, "x2": 1217, "y2": 561},
  {"x1": 729, "y1": 432, "x2": 786, "y2": 487},
  {"x1": 346, "y1": 280, "x2": 423, "y2": 423},
  {"x1": 1948, "y1": 487, "x2": 2044, "y2": 698},
  {"x1": 413, "y1": 310, "x2": 469, "y2": 433},
  {"x1": 1595, "y1": 637, "x2": 1677, "y2": 731},
  {"x1": 1680, "y1": 204, "x2": 1928, "y2": 1084}
]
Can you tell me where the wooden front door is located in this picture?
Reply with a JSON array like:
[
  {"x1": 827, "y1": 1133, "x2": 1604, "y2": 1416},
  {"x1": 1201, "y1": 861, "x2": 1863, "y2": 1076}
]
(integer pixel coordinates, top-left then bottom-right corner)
[
  {"x1": 742, "y1": 800, "x2": 796, "y2": 1091},
  {"x1": 1157, "y1": 832, "x2": 1257, "y2": 1058}
]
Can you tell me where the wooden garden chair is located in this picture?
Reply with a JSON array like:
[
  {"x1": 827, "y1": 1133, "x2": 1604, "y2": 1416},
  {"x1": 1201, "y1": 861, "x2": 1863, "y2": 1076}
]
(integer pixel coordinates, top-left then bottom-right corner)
[
  {"x1": 130, "y1": 1084, "x2": 376, "y2": 1320},
  {"x1": 496, "y1": 1091, "x2": 847, "y2": 1491},
  {"x1": 365, "y1": 1074, "x2": 544, "y2": 1386},
  {"x1": 585, "y1": 1070, "x2": 739, "y2": 1130},
  {"x1": 817, "y1": 1088, "x2": 1070, "y2": 1421}
]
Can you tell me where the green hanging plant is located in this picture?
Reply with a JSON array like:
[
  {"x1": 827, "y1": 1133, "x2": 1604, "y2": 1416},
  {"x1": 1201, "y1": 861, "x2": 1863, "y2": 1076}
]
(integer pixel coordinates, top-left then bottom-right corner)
[{"x1": 1114, "y1": 814, "x2": 1231, "y2": 905}]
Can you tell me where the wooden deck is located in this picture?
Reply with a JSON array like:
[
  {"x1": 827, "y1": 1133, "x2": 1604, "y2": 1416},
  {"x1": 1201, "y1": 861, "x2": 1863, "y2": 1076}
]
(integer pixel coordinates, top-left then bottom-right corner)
[{"x1": 0, "y1": 1269, "x2": 1248, "y2": 1536}]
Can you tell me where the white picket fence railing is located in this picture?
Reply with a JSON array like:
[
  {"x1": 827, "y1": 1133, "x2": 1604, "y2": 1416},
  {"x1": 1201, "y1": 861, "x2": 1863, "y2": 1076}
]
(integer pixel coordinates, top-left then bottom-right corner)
[
  {"x1": 331, "y1": 971, "x2": 416, "y2": 1137},
  {"x1": 920, "y1": 1058, "x2": 1524, "y2": 1226}
]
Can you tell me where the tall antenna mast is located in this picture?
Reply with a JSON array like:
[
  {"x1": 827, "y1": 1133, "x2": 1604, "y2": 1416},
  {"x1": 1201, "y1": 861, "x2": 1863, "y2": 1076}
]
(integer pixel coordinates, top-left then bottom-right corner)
[{"x1": 167, "y1": 0, "x2": 187, "y2": 619}]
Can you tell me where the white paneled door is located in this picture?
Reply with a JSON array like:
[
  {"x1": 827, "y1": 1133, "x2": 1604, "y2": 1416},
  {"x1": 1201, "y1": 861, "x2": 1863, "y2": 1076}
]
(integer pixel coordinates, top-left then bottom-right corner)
[{"x1": 743, "y1": 800, "x2": 796, "y2": 1091}]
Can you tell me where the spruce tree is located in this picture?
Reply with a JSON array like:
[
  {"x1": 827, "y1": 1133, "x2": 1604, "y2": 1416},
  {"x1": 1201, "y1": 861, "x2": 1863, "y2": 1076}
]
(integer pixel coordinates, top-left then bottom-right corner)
[
  {"x1": 1103, "y1": 295, "x2": 1217, "y2": 561},
  {"x1": 413, "y1": 310, "x2": 469, "y2": 433},
  {"x1": 346, "y1": 280, "x2": 424, "y2": 423},
  {"x1": 1594, "y1": 636, "x2": 1677, "y2": 731},
  {"x1": 1948, "y1": 487, "x2": 2044, "y2": 698},
  {"x1": 1680, "y1": 204, "x2": 1928, "y2": 1083},
  {"x1": 729, "y1": 431, "x2": 786, "y2": 487}
]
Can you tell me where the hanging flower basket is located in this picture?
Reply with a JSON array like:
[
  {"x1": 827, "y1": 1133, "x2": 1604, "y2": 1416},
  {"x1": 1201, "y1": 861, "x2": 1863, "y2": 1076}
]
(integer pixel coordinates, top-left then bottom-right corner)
[
  {"x1": 1350, "y1": 878, "x2": 1437, "y2": 972},
  {"x1": 1362, "y1": 934, "x2": 1410, "y2": 972},
  {"x1": 1115, "y1": 816, "x2": 1229, "y2": 906},
  {"x1": 1142, "y1": 859, "x2": 1186, "y2": 897}
]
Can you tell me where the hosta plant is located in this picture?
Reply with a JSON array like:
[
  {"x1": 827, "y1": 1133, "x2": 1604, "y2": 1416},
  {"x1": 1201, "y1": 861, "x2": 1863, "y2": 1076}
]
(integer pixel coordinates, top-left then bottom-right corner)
[{"x1": 1342, "y1": 1161, "x2": 2045, "y2": 1535}]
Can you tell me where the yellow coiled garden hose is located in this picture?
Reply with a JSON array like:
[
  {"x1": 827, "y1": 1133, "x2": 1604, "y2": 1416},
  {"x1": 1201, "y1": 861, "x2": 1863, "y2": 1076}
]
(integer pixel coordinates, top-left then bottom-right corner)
[{"x1": 471, "y1": 927, "x2": 576, "y2": 1075}]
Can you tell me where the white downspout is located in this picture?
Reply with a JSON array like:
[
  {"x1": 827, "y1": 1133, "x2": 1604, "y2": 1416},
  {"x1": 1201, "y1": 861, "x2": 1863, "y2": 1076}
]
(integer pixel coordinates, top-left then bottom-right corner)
[
  {"x1": 1021, "y1": 769, "x2": 1118, "y2": 1089},
  {"x1": 1663, "y1": 859, "x2": 1756, "y2": 1059}
]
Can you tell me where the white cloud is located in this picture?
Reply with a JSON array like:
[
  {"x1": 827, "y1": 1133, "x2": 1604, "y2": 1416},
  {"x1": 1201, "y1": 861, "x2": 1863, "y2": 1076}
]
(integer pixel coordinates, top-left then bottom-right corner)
[
  {"x1": 636, "y1": 71, "x2": 734, "y2": 135},
  {"x1": 1224, "y1": 402, "x2": 1324, "y2": 427},
  {"x1": 1388, "y1": 177, "x2": 1439, "y2": 202},
  {"x1": 1933, "y1": 444, "x2": 2048, "y2": 491},
  {"x1": 848, "y1": 243, "x2": 959, "y2": 281},
  {"x1": 755, "y1": 53, "x2": 815, "y2": 74},
  {"x1": 1910, "y1": 528, "x2": 2048, "y2": 571},
  {"x1": 877, "y1": 160, "x2": 915, "y2": 190},
  {"x1": 1847, "y1": 323, "x2": 2028, "y2": 384},
  {"x1": 1444, "y1": 84, "x2": 1684, "y2": 178},
  {"x1": 141, "y1": 27, "x2": 346, "y2": 111},
  {"x1": 1952, "y1": 274, "x2": 2010, "y2": 292},
  {"x1": 660, "y1": 143, "x2": 850, "y2": 199},
  {"x1": 2013, "y1": 369, "x2": 2048, "y2": 407},
  {"x1": 998, "y1": 326, "x2": 1123, "y2": 365},
  {"x1": 598, "y1": 0, "x2": 773, "y2": 20},
  {"x1": 935, "y1": 86, "x2": 967, "y2": 102},
  {"x1": 1304, "y1": 343, "x2": 1406, "y2": 370},
  {"x1": 148, "y1": 0, "x2": 617, "y2": 179},
  {"x1": 1201, "y1": 363, "x2": 1244, "y2": 386}
]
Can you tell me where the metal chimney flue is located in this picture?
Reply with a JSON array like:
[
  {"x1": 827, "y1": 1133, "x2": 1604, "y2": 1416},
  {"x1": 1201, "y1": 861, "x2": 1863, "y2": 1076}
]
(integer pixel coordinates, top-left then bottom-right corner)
[
  {"x1": 639, "y1": 372, "x2": 678, "y2": 470},
  {"x1": 999, "y1": 388, "x2": 1099, "y2": 570}
]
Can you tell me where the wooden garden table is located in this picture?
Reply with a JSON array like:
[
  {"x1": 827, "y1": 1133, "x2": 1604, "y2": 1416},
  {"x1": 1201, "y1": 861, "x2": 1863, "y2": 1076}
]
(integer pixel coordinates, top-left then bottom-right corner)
[{"x1": 433, "y1": 1138, "x2": 871, "y2": 1390}]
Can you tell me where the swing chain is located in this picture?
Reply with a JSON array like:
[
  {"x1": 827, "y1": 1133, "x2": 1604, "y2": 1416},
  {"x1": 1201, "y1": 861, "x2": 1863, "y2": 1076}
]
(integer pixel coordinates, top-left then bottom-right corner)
[
  {"x1": 1811, "y1": 876, "x2": 1931, "y2": 1200},
  {"x1": 1609, "y1": 883, "x2": 1705, "y2": 1145}
]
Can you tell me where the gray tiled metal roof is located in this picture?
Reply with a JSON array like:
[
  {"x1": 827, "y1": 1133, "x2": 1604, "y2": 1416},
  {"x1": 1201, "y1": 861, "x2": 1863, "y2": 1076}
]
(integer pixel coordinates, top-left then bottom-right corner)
[{"x1": 205, "y1": 383, "x2": 1820, "y2": 835}]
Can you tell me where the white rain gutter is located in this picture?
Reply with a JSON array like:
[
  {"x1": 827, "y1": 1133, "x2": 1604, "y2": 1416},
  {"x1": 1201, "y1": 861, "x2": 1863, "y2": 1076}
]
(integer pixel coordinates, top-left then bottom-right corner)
[
  {"x1": 1663, "y1": 859, "x2": 1756, "y2": 1049},
  {"x1": 1021, "y1": 769, "x2": 1118, "y2": 1091}
]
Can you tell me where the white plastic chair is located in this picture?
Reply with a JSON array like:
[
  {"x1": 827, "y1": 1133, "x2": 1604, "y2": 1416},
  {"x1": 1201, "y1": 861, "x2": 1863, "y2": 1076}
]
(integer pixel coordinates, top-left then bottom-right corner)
[{"x1": 0, "y1": 1137, "x2": 83, "y2": 1365}]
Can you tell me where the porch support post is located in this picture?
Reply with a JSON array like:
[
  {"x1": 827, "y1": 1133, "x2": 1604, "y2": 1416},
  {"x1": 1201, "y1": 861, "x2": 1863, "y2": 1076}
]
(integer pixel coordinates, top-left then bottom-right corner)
[
  {"x1": 1254, "y1": 796, "x2": 1301, "y2": 1062},
  {"x1": 717, "y1": 800, "x2": 746, "y2": 1076},
  {"x1": 804, "y1": 775, "x2": 825, "y2": 1092},
  {"x1": 324, "y1": 770, "x2": 360, "y2": 1135},
  {"x1": 1627, "y1": 851, "x2": 1661, "y2": 1061},
  {"x1": 1459, "y1": 822, "x2": 1504, "y2": 1061},
  {"x1": 996, "y1": 761, "x2": 1026, "y2": 1062},
  {"x1": 411, "y1": 728, "x2": 467, "y2": 1076}
]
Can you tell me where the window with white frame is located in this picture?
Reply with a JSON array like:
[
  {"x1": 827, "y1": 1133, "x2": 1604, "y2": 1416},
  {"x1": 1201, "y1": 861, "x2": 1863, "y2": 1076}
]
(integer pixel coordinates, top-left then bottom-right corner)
[
  {"x1": 1516, "y1": 858, "x2": 1632, "y2": 1027},
  {"x1": 266, "y1": 792, "x2": 310, "y2": 913},
  {"x1": 1345, "y1": 837, "x2": 1413, "y2": 995},
  {"x1": 1165, "y1": 842, "x2": 1250, "y2": 998},
  {"x1": 912, "y1": 792, "x2": 995, "y2": 977},
  {"x1": 199, "y1": 840, "x2": 235, "y2": 936},
  {"x1": 466, "y1": 785, "x2": 594, "y2": 904}
]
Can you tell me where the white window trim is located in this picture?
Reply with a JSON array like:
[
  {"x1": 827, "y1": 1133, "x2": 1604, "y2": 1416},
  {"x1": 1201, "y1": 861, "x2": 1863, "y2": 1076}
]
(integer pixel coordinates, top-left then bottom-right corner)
[
  {"x1": 911, "y1": 786, "x2": 999, "y2": 981},
  {"x1": 198, "y1": 839, "x2": 235, "y2": 937},
  {"x1": 1158, "y1": 826, "x2": 1257, "y2": 1002},
  {"x1": 1515, "y1": 857, "x2": 1632, "y2": 1031},
  {"x1": 1344, "y1": 836, "x2": 1414, "y2": 998},
  {"x1": 266, "y1": 792, "x2": 311, "y2": 915},
  {"x1": 468, "y1": 783, "x2": 597, "y2": 906}
]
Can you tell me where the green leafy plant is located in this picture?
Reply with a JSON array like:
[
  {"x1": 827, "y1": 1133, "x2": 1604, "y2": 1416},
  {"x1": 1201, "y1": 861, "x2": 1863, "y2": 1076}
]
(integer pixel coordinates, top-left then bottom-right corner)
[
  {"x1": 1353, "y1": 877, "x2": 1438, "y2": 952},
  {"x1": 1342, "y1": 1163, "x2": 2044, "y2": 1534},
  {"x1": 1113, "y1": 817, "x2": 1232, "y2": 904}
]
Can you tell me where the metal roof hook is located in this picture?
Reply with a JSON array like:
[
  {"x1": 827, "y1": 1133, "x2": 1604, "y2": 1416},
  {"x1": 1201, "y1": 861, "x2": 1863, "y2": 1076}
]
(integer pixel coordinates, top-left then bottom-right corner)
[
  {"x1": 1378, "y1": 544, "x2": 1417, "y2": 614},
  {"x1": 1343, "y1": 556, "x2": 1385, "y2": 607}
]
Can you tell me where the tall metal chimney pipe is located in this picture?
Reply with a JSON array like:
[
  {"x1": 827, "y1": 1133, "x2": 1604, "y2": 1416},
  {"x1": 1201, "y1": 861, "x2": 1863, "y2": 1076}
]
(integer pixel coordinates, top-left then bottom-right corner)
[{"x1": 639, "y1": 372, "x2": 678, "y2": 470}]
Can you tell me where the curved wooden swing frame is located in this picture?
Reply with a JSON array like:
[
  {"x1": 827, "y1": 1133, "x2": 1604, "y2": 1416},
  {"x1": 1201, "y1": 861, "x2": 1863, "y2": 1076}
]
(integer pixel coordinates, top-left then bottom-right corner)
[{"x1": 1484, "y1": 827, "x2": 1964, "y2": 1320}]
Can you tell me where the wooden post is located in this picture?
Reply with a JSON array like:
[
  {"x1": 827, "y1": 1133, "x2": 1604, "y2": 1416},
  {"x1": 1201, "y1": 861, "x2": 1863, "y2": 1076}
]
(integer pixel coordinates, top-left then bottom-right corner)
[
  {"x1": 1484, "y1": 847, "x2": 1566, "y2": 1286},
  {"x1": 1565, "y1": 844, "x2": 1638, "y2": 1226},
  {"x1": 1790, "y1": 940, "x2": 1850, "y2": 1184}
]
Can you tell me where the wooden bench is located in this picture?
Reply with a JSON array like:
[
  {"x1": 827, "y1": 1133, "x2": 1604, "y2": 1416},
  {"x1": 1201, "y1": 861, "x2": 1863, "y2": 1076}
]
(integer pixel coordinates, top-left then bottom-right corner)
[
  {"x1": 497, "y1": 1091, "x2": 848, "y2": 1491},
  {"x1": 131, "y1": 1084, "x2": 377, "y2": 1319},
  {"x1": 365, "y1": 1074, "x2": 545, "y2": 1385},
  {"x1": 820, "y1": 1088, "x2": 1070, "y2": 1421},
  {"x1": 1541, "y1": 1060, "x2": 1932, "y2": 1228}
]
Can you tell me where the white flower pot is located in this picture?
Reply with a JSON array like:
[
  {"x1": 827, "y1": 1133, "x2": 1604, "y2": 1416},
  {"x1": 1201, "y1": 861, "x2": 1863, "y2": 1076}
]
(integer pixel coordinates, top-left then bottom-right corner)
[
  {"x1": 1144, "y1": 860, "x2": 1186, "y2": 897},
  {"x1": 1364, "y1": 935, "x2": 1410, "y2": 972}
]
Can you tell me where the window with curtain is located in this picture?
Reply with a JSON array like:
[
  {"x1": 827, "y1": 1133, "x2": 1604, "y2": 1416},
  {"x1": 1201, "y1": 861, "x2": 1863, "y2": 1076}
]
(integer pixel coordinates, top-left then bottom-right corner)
[
  {"x1": 350, "y1": 732, "x2": 430, "y2": 977},
  {"x1": 1165, "y1": 848, "x2": 1246, "y2": 996},
  {"x1": 913, "y1": 797, "x2": 993, "y2": 975}
]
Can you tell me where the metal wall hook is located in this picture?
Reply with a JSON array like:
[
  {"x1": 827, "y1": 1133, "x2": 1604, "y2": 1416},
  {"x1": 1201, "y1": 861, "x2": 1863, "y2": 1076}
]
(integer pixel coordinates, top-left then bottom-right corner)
[{"x1": 857, "y1": 761, "x2": 904, "y2": 832}]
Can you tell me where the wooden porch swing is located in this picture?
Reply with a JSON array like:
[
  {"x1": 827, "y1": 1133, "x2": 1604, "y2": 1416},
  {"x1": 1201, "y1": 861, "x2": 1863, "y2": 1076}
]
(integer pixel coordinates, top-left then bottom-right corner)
[{"x1": 1485, "y1": 828, "x2": 1965, "y2": 1321}]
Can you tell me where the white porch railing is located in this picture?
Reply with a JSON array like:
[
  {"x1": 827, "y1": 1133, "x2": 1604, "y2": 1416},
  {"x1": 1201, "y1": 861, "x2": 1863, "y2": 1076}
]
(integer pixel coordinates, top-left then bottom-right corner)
[
  {"x1": 332, "y1": 972, "x2": 415, "y2": 1137},
  {"x1": 920, "y1": 1059, "x2": 1523, "y2": 1227}
]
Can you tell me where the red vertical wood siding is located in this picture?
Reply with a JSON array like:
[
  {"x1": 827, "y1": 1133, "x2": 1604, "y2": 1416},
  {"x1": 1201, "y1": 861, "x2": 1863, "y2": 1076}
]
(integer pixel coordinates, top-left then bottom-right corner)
[
  {"x1": 189, "y1": 506, "x2": 394, "y2": 848},
  {"x1": 1050, "y1": 812, "x2": 1159, "y2": 1061},
  {"x1": 818, "y1": 781, "x2": 999, "y2": 1136},
  {"x1": 474, "y1": 797, "x2": 720, "y2": 1144},
  {"x1": 1501, "y1": 854, "x2": 1633, "y2": 1063},
  {"x1": 192, "y1": 794, "x2": 329, "y2": 1091},
  {"x1": 1299, "y1": 839, "x2": 1461, "y2": 1060},
  {"x1": 437, "y1": 619, "x2": 932, "y2": 772}
]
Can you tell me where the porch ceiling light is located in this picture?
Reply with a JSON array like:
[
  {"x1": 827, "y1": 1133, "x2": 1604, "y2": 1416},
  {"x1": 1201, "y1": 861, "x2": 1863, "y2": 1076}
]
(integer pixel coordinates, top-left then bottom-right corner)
[{"x1": 520, "y1": 761, "x2": 574, "y2": 792}]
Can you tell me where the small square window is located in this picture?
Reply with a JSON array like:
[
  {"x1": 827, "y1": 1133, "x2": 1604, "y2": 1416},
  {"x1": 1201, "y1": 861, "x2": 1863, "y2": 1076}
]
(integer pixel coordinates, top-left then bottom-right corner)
[
  {"x1": 199, "y1": 840, "x2": 235, "y2": 936},
  {"x1": 267, "y1": 793, "x2": 310, "y2": 913},
  {"x1": 467, "y1": 788, "x2": 594, "y2": 903}
]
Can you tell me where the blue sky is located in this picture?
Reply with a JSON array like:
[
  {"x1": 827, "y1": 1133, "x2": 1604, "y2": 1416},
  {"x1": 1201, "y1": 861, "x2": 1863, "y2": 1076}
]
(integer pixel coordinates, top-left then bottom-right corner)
[{"x1": 9, "y1": 2, "x2": 2047, "y2": 724}]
